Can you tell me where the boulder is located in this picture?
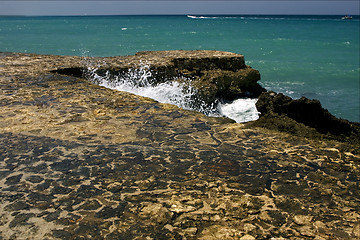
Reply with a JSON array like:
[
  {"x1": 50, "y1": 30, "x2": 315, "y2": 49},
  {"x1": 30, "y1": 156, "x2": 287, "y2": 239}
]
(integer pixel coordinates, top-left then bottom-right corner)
[{"x1": 252, "y1": 91, "x2": 360, "y2": 143}]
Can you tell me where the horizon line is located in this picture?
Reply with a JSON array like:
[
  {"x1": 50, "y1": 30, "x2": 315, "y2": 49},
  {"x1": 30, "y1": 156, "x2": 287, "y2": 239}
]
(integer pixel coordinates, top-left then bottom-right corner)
[{"x1": 1, "y1": 13, "x2": 359, "y2": 17}]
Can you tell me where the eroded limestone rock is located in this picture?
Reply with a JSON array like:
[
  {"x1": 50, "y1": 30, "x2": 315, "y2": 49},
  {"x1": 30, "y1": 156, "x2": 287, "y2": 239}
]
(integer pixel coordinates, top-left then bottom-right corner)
[{"x1": 0, "y1": 51, "x2": 359, "y2": 239}]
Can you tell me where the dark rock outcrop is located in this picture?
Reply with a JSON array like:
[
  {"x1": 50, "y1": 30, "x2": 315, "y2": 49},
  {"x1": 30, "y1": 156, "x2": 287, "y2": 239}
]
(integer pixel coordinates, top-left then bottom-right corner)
[
  {"x1": 55, "y1": 50, "x2": 266, "y2": 106},
  {"x1": 251, "y1": 91, "x2": 360, "y2": 144},
  {"x1": 142, "y1": 51, "x2": 265, "y2": 102}
]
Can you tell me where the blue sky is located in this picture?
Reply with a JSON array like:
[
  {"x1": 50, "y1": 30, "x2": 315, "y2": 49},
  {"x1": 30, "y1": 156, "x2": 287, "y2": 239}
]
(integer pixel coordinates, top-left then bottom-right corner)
[{"x1": 0, "y1": 1, "x2": 359, "y2": 16}]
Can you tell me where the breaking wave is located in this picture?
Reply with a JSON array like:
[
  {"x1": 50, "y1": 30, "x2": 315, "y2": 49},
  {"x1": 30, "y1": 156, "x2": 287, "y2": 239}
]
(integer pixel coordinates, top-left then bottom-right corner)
[
  {"x1": 219, "y1": 99, "x2": 259, "y2": 123},
  {"x1": 187, "y1": 15, "x2": 240, "y2": 19},
  {"x1": 186, "y1": 15, "x2": 357, "y2": 21},
  {"x1": 84, "y1": 63, "x2": 259, "y2": 123}
]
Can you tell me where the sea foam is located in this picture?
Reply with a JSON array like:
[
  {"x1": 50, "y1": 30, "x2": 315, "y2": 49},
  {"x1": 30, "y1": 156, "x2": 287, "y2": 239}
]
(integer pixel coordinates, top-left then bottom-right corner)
[
  {"x1": 85, "y1": 64, "x2": 259, "y2": 123},
  {"x1": 219, "y1": 99, "x2": 259, "y2": 123}
]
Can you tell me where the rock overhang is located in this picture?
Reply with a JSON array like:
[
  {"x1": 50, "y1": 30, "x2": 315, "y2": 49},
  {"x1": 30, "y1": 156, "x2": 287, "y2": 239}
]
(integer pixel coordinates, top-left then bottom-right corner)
[{"x1": 51, "y1": 50, "x2": 265, "y2": 107}]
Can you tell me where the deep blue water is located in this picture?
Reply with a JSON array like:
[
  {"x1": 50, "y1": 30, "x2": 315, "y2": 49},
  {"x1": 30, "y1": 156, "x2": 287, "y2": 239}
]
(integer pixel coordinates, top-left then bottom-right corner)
[{"x1": 0, "y1": 15, "x2": 359, "y2": 122}]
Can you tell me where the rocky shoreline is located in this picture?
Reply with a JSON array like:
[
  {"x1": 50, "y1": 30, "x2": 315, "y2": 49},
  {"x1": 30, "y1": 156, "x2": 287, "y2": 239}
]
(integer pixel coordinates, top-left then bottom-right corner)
[
  {"x1": 252, "y1": 91, "x2": 360, "y2": 145},
  {"x1": 54, "y1": 50, "x2": 265, "y2": 113},
  {"x1": 0, "y1": 51, "x2": 359, "y2": 239}
]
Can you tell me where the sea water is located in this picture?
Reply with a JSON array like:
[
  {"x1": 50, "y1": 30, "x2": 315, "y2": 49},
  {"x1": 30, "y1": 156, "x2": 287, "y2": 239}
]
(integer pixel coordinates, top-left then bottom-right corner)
[{"x1": 0, "y1": 15, "x2": 359, "y2": 122}]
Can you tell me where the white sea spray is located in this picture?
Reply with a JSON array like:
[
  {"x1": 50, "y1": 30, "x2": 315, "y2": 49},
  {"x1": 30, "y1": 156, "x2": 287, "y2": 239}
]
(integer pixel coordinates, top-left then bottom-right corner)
[
  {"x1": 84, "y1": 63, "x2": 217, "y2": 115},
  {"x1": 219, "y1": 99, "x2": 259, "y2": 123},
  {"x1": 83, "y1": 61, "x2": 260, "y2": 123}
]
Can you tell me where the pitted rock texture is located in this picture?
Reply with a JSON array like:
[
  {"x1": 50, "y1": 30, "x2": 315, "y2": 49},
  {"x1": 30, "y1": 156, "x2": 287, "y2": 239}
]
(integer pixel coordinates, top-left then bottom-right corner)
[{"x1": 0, "y1": 52, "x2": 359, "y2": 239}]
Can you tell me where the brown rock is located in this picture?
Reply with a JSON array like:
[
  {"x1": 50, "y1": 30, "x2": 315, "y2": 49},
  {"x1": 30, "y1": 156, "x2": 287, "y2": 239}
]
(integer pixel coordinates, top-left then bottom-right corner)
[
  {"x1": 140, "y1": 203, "x2": 173, "y2": 224},
  {"x1": 1, "y1": 51, "x2": 359, "y2": 240}
]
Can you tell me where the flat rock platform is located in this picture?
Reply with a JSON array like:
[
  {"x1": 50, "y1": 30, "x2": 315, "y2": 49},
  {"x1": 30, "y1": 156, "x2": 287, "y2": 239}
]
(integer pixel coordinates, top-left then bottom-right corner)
[{"x1": 0, "y1": 52, "x2": 359, "y2": 239}]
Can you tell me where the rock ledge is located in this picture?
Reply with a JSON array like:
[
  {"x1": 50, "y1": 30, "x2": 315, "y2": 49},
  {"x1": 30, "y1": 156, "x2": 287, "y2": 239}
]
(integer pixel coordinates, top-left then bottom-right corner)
[{"x1": 55, "y1": 50, "x2": 265, "y2": 105}]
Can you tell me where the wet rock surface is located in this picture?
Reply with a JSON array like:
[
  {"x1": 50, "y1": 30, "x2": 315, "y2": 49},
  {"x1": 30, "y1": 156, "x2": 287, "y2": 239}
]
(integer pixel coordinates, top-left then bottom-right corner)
[
  {"x1": 252, "y1": 91, "x2": 360, "y2": 145},
  {"x1": 0, "y1": 52, "x2": 359, "y2": 239}
]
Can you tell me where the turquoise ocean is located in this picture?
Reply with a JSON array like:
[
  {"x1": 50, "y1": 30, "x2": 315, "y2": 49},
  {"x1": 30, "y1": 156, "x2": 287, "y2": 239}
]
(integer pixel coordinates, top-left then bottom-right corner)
[{"x1": 0, "y1": 15, "x2": 359, "y2": 122}]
